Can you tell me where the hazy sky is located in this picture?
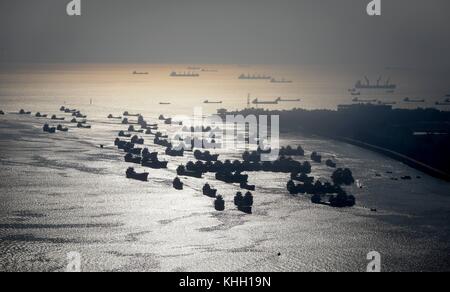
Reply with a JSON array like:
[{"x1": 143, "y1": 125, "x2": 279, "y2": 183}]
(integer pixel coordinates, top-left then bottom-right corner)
[{"x1": 1, "y1": 0, "x2": 450, "y2": 67}]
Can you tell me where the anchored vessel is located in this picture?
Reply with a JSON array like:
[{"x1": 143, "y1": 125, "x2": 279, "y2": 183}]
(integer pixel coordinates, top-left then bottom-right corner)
[
  {"x1": 203, "y1": 100, "x2": 223, "y2": 104},
  {"x1": 355, "y1": 76, "x2": 397, "y2": 90},
  {"x1": 170, "y1": 71, "x2": 200, "y2": 77},
  {"x1": 239, "y1": 74, "x2": 272, "y2": 80},
  {"x1": 270, "y1": 78, "x2": 293, "y2": 83},
  {"x1": 252, "y1": 97, "x2": 281, "y2": 105}
]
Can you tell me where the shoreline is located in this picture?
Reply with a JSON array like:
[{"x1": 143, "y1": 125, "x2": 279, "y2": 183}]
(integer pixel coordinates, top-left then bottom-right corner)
[{"x1": 327, "y1": 135, "x2": 450, "y2": 182}]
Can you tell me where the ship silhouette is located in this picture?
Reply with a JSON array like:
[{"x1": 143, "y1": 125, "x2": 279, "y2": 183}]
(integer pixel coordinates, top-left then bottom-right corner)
[
  {"x1": 355, "y1": 76, "x2": 397, "y2": 90},
  {"x1": 239, "y1": 73, "x2": 272, "y2": 80},
  {"x1": 270, "y1": 78, "x2": 293, "y2": 83},
  {"x1": 252, "y1": 97, "x2": 281, "y2": 105},
  {"x1": 204, "y1": 100, "x2": 223, "y2": 104},
  {"x1": 170, "y1": 71, "x2": 200, "y2": 77}
]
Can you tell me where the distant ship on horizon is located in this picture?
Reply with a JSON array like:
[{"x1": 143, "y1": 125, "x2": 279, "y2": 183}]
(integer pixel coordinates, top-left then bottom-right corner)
[
  {"x1": 203, "y1": 100, "x2": 223, "y2": 104},
  {"x1": 278, "y1": 97, "x2": 301, "y2": 102},
  {"x1": 201, "y1": 69, "x2": 218, "y2": 72},
  {"x1": 404, "y1": 97, "x2": 425, "y2": 103},
  {"x1": 133, "y1": 71, "x2": 149, "y2": 75},
  {"x1": 352, "y1": 97, "x2": 378, "y2": 103},
  {"x1": 355, "y1": 76, "x2": 397, "y2": 90},
  {"x1": 252, "y1": 97, "x2": 281, "y2": 105},
  {"x1": 239, "y1": 74, "x2": 272, "y2": 80},
  {"x1": 270, "y1": 78, "x2": 293, "y2": 84},
  {"x1": 170, "y1": 71, "x2": 200, "y2": 77}
]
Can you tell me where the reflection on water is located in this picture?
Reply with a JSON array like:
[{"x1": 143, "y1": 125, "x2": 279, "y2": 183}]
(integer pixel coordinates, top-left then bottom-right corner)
[{"x1": 0, "y1": 64, "x2": 450, "y2": 272}]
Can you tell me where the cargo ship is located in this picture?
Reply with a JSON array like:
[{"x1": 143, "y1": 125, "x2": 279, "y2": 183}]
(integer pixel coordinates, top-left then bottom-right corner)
[
  {"x1": 239, "y1": 74, "x2": 272, "y2": 80},
  {"x1": 270, "y1": 78, "x2": 293, "y2": 83},
  {"x1": 252, "y1": 97, "x2": 281, "y2": 105},
  {"x1": 170, "y1": 71, "x2": 200, "y2": 77},
  {"x1": 203, "y1": 100, "x2": 223, "y2": 104},
  {"x1": 404, "y1": 97, "x2": 425, "y2": 103},
  {"x1": 133, "y1": 71, "x2": 149, "y2": 75},
  {"x1": 355, "y1": 77, "x2": 397, "y2": 90},
  {"x1": 278, "y1": 98, "x2": 301, "y2": 102}
]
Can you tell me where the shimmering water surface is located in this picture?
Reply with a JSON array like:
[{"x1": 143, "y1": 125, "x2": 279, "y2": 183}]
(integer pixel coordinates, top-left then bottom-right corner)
[{"x1": 1, "y1": 64, "x2": 450, "y2": 272}]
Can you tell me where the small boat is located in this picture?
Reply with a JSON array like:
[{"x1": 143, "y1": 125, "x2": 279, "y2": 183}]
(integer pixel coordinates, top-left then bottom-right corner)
[
  {"x1": 326, "y1": 159, "x2": 337, "y2": 168},
  {"x1": 0, "y1": 110, "x2": 4, "y2": 115},
  {"x1": 214, "y1": 195, "x2": 225, "y2": 211},
  {"x1": 159, "y1": 102, "x2": 171, "y2": 105},
  {"x1": 118, "y1": 131, "x2": 132, "y2": 138},
  {"x1": 278, "y1": 146, "x2": 305, "y2": 156},
  {"x1": 57, "y1": 125, "x2": 69, "y2": 132},
  {"x1": 126, "y1": 147, "x2": 142, "y2": 155},
  {"x1": 77, "y1": 123, "x2": 91, "y2": 129},
  {"x1": 194, "y1": 150, "x2": 219, "y2": 161},
  {"x1": 311, "y1": 152, "x2": 322, "y2": 163},
  {"x1": 128, "y1": 125, "x2": 144, "y2": 133},
  {"x1": 43, "y1": 124, "x2": 56, "y2": 133},
  {"x1": 124, "y1": 153, "x2": 142, "y2": 164},
  {"x1": 154, "y1": 137, "x2": 172, "y2": 148},
  {"x1": 60, "y1": 106, "x2": 66, "y2": 111},
  {"x1": 173, "y1": 177, "x2": 184, "y2": 190},
  {"x1": 74, "y1": 113, "x2": 87, "y2": 118},
  {"x1": 329, "y1": 193, "x2": 356, "y2": 207},
  {"x1": 234, "y1": 191, "x2": 253, "y2": 214},
  {"x1": 126, "y1": 167, "x2": 148, "y2": 182},
  {"x1": 123, "y1": 111, "x2": 140, "y2": 117},
  {"x1": 71, "y1": 118, "x2": 86, "y2": 124},
  {"x1": 141, "y1": 157, "x2": 168, "y2": 169},
  {"x1": 165, "y1": 147, "x2": 184, "y2": 157},
  {"x1": 216, "y1": 172, "x2": 248, "y2": 184},
  {"x1": 131, "y1": 135, "x2": 144, "y2": 144},
  {"x1": 108, "y1": 114, "x2": 122, "y2": 119},
  {"x1": 19, "y1": 109, "x2": 31, "y2": 115},
  {"x1": 35, "y1": 112, "x2": 48, "y2": 118},
  {"x1": 133, "y1": 71, "x2": 149, "y2": 75},
  {"x1": 51, "y1": 115, "x2": 65, "y2": 121},
  {"x1": 240, "y1": 182, "x2": 256, "y2": 191},
  {"x1": 177, "y1": 165, "x2": 202, "y2": 178},
  {"x1": 202, "y1": 183, "x2": 218, "y2": 198},
  {"x1": 351, "y1": 92, "x2": 361, "y2": 96}
]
